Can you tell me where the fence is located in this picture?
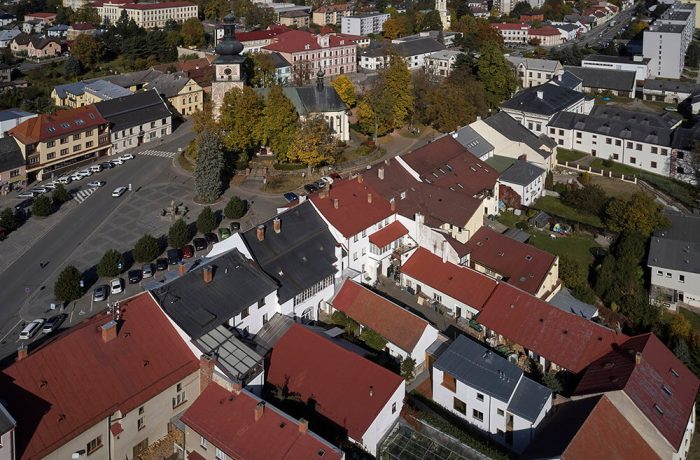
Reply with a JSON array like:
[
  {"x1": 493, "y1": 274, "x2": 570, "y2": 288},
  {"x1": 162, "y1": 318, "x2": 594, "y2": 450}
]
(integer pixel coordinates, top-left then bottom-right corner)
[{"x1": 555, "y1": 160, "x2": 638, "y2": 184}]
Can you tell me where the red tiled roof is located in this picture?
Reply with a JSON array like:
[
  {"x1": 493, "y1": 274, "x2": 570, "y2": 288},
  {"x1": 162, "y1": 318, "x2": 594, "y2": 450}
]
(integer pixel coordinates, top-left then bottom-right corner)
[
  {"x1": 401, "y1": 136, "x2": 499, "y2": 198},
  {"x1": 266, "y1": 324, "x2": 404, "y2": 441},
  {"x1": 0, "y1": 292, "x2": 199, "y2": 460},
  {"x1": 463, "y1": 227, "x2": 557, "y2": 295},
  {"x1": 70, "y1": 22, "x2": 95, "y2": 30},
  {"x1": 491, "y1": 22, "x2": 529, "y2": 30},
  {"x1": 264, "y1": 30, "x2": 320, "y2": 53},
  {"x1": 477, "y1": 283, "x2": 626, "y2": 373},
  {"x1": 332, "y1": 279, "x2": 432, "y2": 353},
  {"x1": 575, "y1": 333, "x2": 699, "y2": 450},
  {"x1": 401, "y1": 248, "x2": 498, "y2": 311},
  {"x1": 368, "y1": 220, "x2": 408, "y2": 248},
  {"x1": 122, "y1": 1, "x2": 196, "y2": 9},
  {"x1": 310, "y1": 178, "x2": 394, "y2": 238},
  {"x1": 182, "y1": 383, "x2": 342, "y2": 460},
  {"x1": 9, "y1": 105, "x2": 107, "y2": 144},
  {"x1": 25, "y1": 12, "x2": 56, "y2": 19},
  {"x1": 529, "y1": 26, "x2": 562, "y2": 36},
  {"x1": 236, "y1": 25, "x2": 289, "y2": 43}
]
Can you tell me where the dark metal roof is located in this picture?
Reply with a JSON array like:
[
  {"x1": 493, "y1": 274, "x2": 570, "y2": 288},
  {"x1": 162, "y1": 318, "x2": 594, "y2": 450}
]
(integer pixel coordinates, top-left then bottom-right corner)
[
  {"x1": 499, "y1": 159, "x2": 545, "y2": 186},
  {"x1": 152, "y1": 249, "x2": 278, "y2": 340},
  {"x1": 644, "y1": 78, "x2": 700, "y2": 94},
  {"x1": 582, "y1": 54, "x2": 651, "y2": 65},
  {"x1": 255, "y1": 85, "x2": 346, "y2": 116},
  {"x1": 95, "y1": 89, "x2": 171, "y2": 132},
  {"x1": 563, "y1": 65, "x2": 636, "y2": 92},
  {"x1": 507, "y1": 374, "x2": 552, "y2": 422},
  {"x1": 194, "y1": 325, "x2": 263, "y2": 384},
  {"x1": 451, "y1": 125, "x2": 494, "y2": 158},
  {"x1": 361, "y1": 37, "x2": 445, "y2": 58},
  {"x1": 648, "y1": 212, "x2": 700, "y2": 273},
  {"x1": 549, "y1": 287, "x2": 599, "y2": 319},
  {"x1": 0, "y1": 137, "x2": 24, "y2": 173},
  {"x1": 483, "y1": 112, "x2": 554, "y2": 159},
  {"x1": 549, "y1": 70, "x2": 583, "y2": 90},
  {"x1": 242, "y1": 201, "x2": 338, "y2": 303},
  {"x1": 269, "y1": 51, "x2": 291, "y2": 69},
  {"x1": 501, "y1": 83, "x2": 584, "y2": 116}
]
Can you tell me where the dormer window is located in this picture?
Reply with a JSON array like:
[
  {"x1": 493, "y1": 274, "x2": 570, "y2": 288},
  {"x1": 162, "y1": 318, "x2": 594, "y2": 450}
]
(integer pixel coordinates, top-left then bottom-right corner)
[{"x1": 304, "y1": 44, "x2": 310, "y2": 50}]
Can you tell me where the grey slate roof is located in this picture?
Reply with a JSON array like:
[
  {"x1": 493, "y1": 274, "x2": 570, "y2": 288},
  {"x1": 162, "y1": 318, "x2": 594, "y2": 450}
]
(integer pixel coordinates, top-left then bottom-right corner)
[
  {"x1": 644, "y1": 79, "x2": 700, "y2": 94},
  {"x1": 648, "y1": 213, "x2": 700, "y2": 274},
  {"x1": 505, "y1": 56, "x2": 561, "y2": 73},
  {"x1": 255, "y1": 85, "x2": 347, "y2": 116},
  {"x1": 671, "y1": 124, "x2": 700, "y2": 151},
  {"x1": 499, "y1": 160, "x2": 545, "y2": 186},
  {"x1": 0, "y1": 403, "x2": 15, "y2": 436},
  {"x1": 548, "y1": 70, "x2": 583, "y2": 90},
  {"x1": 95, "y1": 89, "x2": 171, "y2": 132},
  {"x1": 362, "y1": 37, "x2": 444, "y2": 59},
  {"x1": 451, "y1": 125, "x2": 494, "y2": 158},
  {"x1": 0, "y1": 137, "x2": 24, "y2": 173},
  {"x1": 145, "y1": 72, "x2": 191, "y2": 98},
  {"x1": 241, "y1": 201, "x2": 338, "y2": 304},
  {"x1": 94, "y1": 69, "x2": 163, "y2": 89},
  {"x1": 194, "y1": 325, "x2": 263, "y2": 384},
  {"x1": 54, "y1": 80, "x2": 131, "y2": 100},
  {"x1": 502, "y1": 83, "x2": 584, "y2": 116},
  {"x1": 563, "y1": 65, "x2": 636, "y2": 92},
  {"x1": 269, "y1": 51, "x2": 290, "y2": 69},
  {"x1": 0, "y1": 108, "x2": 33, "y2": 122},
  {"x1": 435, "y1": 335, "x2": 551, "y2": 421},
  {"x1": 152, "y1": 248, "x2": 278, "y2": 339},
  {"x1": 553, "y1": 23, "x2": 579, "y2": 32},
  {"x1": 549, "y1": 287, "x2": 599, "y2": 319},
  {"x1": 549, "y1": 105, "x2": 680, "y2": 147},
  {"x1": 482, "y1": 112, "x2": 554, "y2": 159}
]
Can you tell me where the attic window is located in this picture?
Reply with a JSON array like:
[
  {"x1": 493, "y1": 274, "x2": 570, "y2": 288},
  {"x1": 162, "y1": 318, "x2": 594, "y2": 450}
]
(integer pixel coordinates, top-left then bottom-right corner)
[
  {"x1": 670, "y1": 368, "x2": 680, "y2": 378},
  {"x1": 47, "y1": 127, "x2": 56, "y2": 132},
  {"x1": 279, "y1": 422, "x2": 286, "y2": 428},
  {"x1": 445, "y1": 164, "x2": 453, "y2": 171},
  {"x1": 75, "y1": 119, "x2": 85, "y2": 125},
  {"x1": 457, "y1": 183, "x2": 464, "y2": 189},
  {"x1": 318, "y1": 450, "x2": 325, "y2": 457},
  {"x1": 432, "y1": 172, "x2": 439, "y2": 178},
  {"x1": 498, "y1": 251, "x2": 504, "y2": 257},
  {"x1": 525, "y1": 255, "x2": 533, "y2": 261},
  {"x1": 662, "y1": 385, "x2": 672, "y2": 396},
  {"x1": 400, "y1": 191, "x2": 406, "y2": 200},
  {"x1": 654, "y1": 405, "x2": 664, "y2": 415},
  {"x1": 89, "y1": 113, "x2": 95, "y2": 119},
  {"x1": 60, "y1": 122, "x2": 70, "y2": 128}
]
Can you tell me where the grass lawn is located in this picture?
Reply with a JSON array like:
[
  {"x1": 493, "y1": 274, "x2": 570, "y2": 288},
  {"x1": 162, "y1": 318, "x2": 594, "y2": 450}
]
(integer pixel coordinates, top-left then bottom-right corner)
[
  {"x1": 496, "y1": 210, "x2": 526, "y2": 227},
  {"x1": 529, "y1": 232, "x2": 599, "y2": 271},
  {"x1": 589, "y1": 175, "x2": 640, "y2": 198},
  {"x1": 557, "y1": 148, "x2": 587, "y2": 162},
  {"x1": 532, "y1": 196, "x2": 604, "y2": 228},
  {"x1": 263, "y1": 174, "x2": 307, "y2": 193}
]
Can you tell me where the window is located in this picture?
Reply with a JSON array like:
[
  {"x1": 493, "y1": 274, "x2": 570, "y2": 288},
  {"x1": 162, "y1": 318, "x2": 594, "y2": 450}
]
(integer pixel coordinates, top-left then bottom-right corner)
[
  {"x1": 636, "y1": 143, "x2": 642, "y2": 151},
  {"x1": 353, "y1": 252, "x2": 358, "y2": 261},
  {"x1": 472, "y1": 409, "x2": 484, "y2": 422},
  {"x1": 86, "y1": 436, "x2": 103, "y2": 455},
  {"x1": 47, "y1": 152, "x2": 55, "y2": 160},
  {"x1": 626, "y1": 141, "x2": 633, "y2": 148},
  {"x1": 651, "y1": 161, "x2": 657, "y2": 169},
  {"x1": 86, "y1": 141, "x2": 93, "y2": 148},
  {"x1": 151, "y1": 121, "x2": 156, "y2": 128},
  {"x1": 353, "y1": 234, "x2": 358, "y2": 242},
  {"x1": 680, "y1": 274, "x2": 685, "y2": 283},
  {"x1": 651, "y1": 146, "x2": 658, "y2": 154},
  {"x1": 241, "y1": 307, "x2": 249, "y2": 319},
  {"x1": 215, "y1": 448, "x2": 229, "y2": 460},
  {"x1": 200, "y1": 436, "x2": 208, "y2": 449},
  {"x1": 60, "y1": 137, "x2": 68, "y2": 144},
  {"x1": 606, "y1": 138, "x2": 611, "y2": 144},
  {"x1": 47, "y1": 140, "x2": 55, "y2": 147},
  {"x1": 86, "y1": 129, "x2": 93, "y2": 136},
  {"x1": 392, "y1": 402, "x2": 397, "y2": 414},
  {"x1": 442, "y1": 372, "x2": 456, "y2": 392},
  {"x1": 172, "y1": 382, "x2": 186, "y2": 408},
  {"x1": 137, "y1": 406, "x2": 145, "y2": 430},
  {"x1": 476, "y1": 393, "x2": 484, "y2": 402},
  {"x1": 293, "y1": 275, "x2": 333, "y2": 306},
  {"x1": 630, "y1": 157, "x2": 636, "y2": 164},
  {"x1": 73, "y1": 133, "x2": 81, "y2": 140},
  {"x1": 433, "y1": 293, "x2": 442, "y2": 303},
  {"x1": 497, "y1": 408, "x2": 504, "y2": 416},
  {"x1": 453, "y1": 397, "x2": 466, "y2": 414},
  {"x1": 73, "y1": 144, "x2": 81, "y2": 152},
  {"x1": 576, "y1": 132, "x2": 582, "y2": 139},
  {"x1": 657, "y1": 270, "x2": 663, "y2": 276},
  {"x1": 262, "y1": 313, "x2": 268, "y2": 324},
  {"x1": 615, "y1": 139, "x2": 621, "y2": 146}
]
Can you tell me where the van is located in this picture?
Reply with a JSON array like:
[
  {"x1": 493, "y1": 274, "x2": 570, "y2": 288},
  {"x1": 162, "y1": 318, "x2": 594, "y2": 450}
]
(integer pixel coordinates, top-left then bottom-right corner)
[
  {"x1": 90, "y1": 164, "x2": 102, "y2": 173},
  {"x1": 19, "y1": 319, "x2": 45, "y2": 340}
]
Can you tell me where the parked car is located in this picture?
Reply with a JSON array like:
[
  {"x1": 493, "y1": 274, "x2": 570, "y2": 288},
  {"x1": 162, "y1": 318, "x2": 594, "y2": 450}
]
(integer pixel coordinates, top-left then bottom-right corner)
[
  {"x1": 167, "y1": 248, "x2": 181, "y2": 265},
  {"x1": 78, "y1": 169, "x2": 92, "y2": 177},
  {"x1": 283, "y1": 192, "x2": 298, "y2": 202},
  {"x1": 90, "y1": 164, "x2": 102, "y2": 173},
  {"x1": 303, "y1": 183, "x2": 318, "y2": 194},
  {"x1": 17, "y1": 191, "x2": 35, "y2": 198},
  {"x1": 156, "y1": 258, "x2": 168, "y2": 271},
  {"x1": 142, "y1": 263, "x2": 154, "y2": 278},
  {"x1": 128, "y1": 270, "x2": 142, "y2": 284},
  {"x1": 100, "y1": 161, "x2": 114, "y2": 169},
  {"x1": 110, "y1": 278, "x2": 123, "y2": 295},
  {"x1": 112, "y1": 158, "x2": 125, "y2": 165},
  {"x1": 42, "y1": 314, "x2": 66, "y2": 333},
  {"x1": 321, "y1": 176, "x2": 334, "y2": 185},
  {"x1": 87, "y1": 180, "x2": 106, "y2": 187},
  {"x1": 93, "y1": 284, "x2": 109, "y2": 301},
  {"x1": 315, "y1": 180, "x2": 326, "y2": 189},
  {"x1": 44, "y1": 183, "x2": 57, "y2": 190},
  {"x1": 193, "y1": 237, "x2": 207, "y2": 251},
  {"x1": 182, "y1": 244, "x2": 194, "y2": 259},
  {"x1": 119, "y1": 154, "x2": 134, "y2": 161},
  {"x1": 204, "y1": 232, "x2": 218, "y2": 245},
  {"x1": 19, "y1": 319, "x2": 45, "y2": 340},
  {"x1": 71, "y1": 174, "x2": 83, "y2": 181},
  {"x1": 112, "y1": 186, "x2": 127, "y2": 197},
  {"x1": 57, "y1": 176, "x2": 72, "y2": 184},
  {"x1": 15, "y1": 198, "x2": 33, "y2": 211},
  {"x1": 31, "y1": 186, "x2": 48, "y2": 193},
  {"x1": 230, "y1": 221, "x2": 240, "y2": 232},
  {"x1": 218, "y1": 227, "x2": 231, "y2": 240}
]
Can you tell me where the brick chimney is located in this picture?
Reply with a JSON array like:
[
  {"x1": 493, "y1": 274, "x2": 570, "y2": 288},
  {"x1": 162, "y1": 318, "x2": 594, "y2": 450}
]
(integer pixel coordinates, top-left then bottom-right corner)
[
  {"x1": 333, "y1": 198, "x2": 339, "y2": 209},
  {"x1": 178, "y1": 263, "x2": 186, "y2": 276},
  {"x1": 255, "y1": 401, "x2": 265, "y2": 421},
  {"x1": 635, "y1": 351, "x2": 642, "y2": 365},
  {"x1": 273, "y1": 217, "x2": 281, "y2": 234},
  {"x1": 256, "y1": 225, "x2": 265, "y2": 241},
  {"x1": 299, "y1": 418, "x2": 309, "y2": 434},
  {"x1": 378, "y1": 167, "x2": 385, "y2": 180},
  {"x1": 101, "y1": 320, "x2": 117, "y2": 343},
  {"x1": 203, "y1": 265, "x2": 213, "y2": 284},
  {"x1": 390, "y1": 199, "x2": 395, "y2": 212},
  {"x1": 17, "y1": 344, "x2": 28, "y2": 361},
  {"x1": 200, "y1": 353, "x2": 215, "y2": 392},
  {"x1": 357, "y1": 175, "x2": 363, "y2": 184},
  {"x1": 367, "y1": 193, "x2": 372, "y2": 204}
]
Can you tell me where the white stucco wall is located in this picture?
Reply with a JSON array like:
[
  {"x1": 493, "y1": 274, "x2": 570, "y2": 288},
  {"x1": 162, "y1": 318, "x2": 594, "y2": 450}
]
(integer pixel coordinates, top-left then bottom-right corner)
[{"x1": 359, "y1": 381, "x2": 405, "y2": 456}]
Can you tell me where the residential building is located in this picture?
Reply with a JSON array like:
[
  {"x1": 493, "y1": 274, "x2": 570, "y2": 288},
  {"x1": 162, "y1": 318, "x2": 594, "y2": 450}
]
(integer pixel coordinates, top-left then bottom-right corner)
[
  {"x1": 260, "y1": 2, "x2": 311, "y2": 23},
  {"x1": 528, "y1": 26, "x2": 564, "y2": 46},
  {"x1": 211, "y1": 13, "x2": 246, "y2": 120},
  {"x1": 144, "y1": 71, "x2": 204, "y2": 116},
  {"x1": 0, "y1": 136, "x2": 26, "y2": 188},
  {"x1": 643, "y1": 79, "x2": 699, "y2": 104},
  {"x1": 95, "y1": 68, "x2": 163, "y2": 92},
  {"x1": 95, "y1": 90, "x2": 172, "y2": 155},
  {"x1": 265, "y1": 324, "x2": 405, "y2": 456},
  {"x1": 497, "y1": 159, "x2": 547, "y2": 208},
  {"x1": 648, "y1": 213, "x2": 700, "y2": 310},
  {"x1": 51, "y1": 79, "x2": 133, "y2": 107},
  {"x1": 22, "y1": 12, "x2": 56, "y2": 25},
  {"x1": 0, "y1": 108, "x2": 36, "y2": 137},
  {"x1": 461, "y1": 226, "x2": 559, "y2": 298},
  {"x1": 153, "y1": 57, "x2": 214, "y2": 92},
  {"x1": 399, "y1": 30, "x2": 460, "y2": 47},
  {"x1": 95, "y1": 1, "x2": 198, "y2": 28},
  {"x1": 359, "y1": 37, "x2": 445, "y2": 70},
  {"x1": 581, "y1": 54, "x2": 651, "y2": 84},
  {"x1": 236, "y1": 25, "x2": 289, "y2": 53},
  {"x1": 0, "y1": 28, "x2": 21, "y2": 48},
  {"x1": 279, "y1": 10, "x2": 310, "y2": 28},
  {"x1": 255, "y1": 78, "x2": 349, "y2": 142},
  {"x1": 0, "y1": 292, "x2": 201, "y2": 460},
  {"x1": 505, "y1": 56, "x2": 563, "y2": 88},
  {"x1": 643, "y1": 3, "x2": 696, "y2": 79},
  {"x1": 548, "y1": 105, "x2": 683, "y2": 177},
  {"x1": 330, "y1": 279, "x2": 439, "y2": 368},
  {"x1": 0, "y1": 12, "x2": 16, "y2": 27},
  {"x1": 553, "y1": 22, "x2": 579, "y2": 41},
  {"x1": 563, "y1": 65, "x2": 637, "y2": 98},
  {"x1": 500, "y1": 82, "x2": 588, "y2": 136},
  {"x1": 574, "y1": 333, "x2": 699, "y2": 460},
  {"x1": 63, "y1": 0, "x2": 89, "y2": 10},
  {"x1": 495, "y1": 0, "x2": 514, "y2": 15},
  {"x1": 263, "y1": 29, "x2": 357, "y2": 78},
  {"x1": 9, "y1": 104, "x2": 110, "y2": 181},
  {"x1": 0, "y1": 402, "x2": 16, "y2": 460},
  {"x1": 67, "y1": 22, "x2": 96, "y2": 40},
  {"x1": 27, "y1": 37, "x2": 60, "y2": 58},
  {"x1": 547, "y1": 69, "x2": 584, "y2": 91},
  {"x1": 341, "y1": 12, "x2": 390, "y2": 35},
  {"x1": 424, "y1": 50, "x2": 464, "y2": 77},
  {"x1": 491, "y1": 23, "x2": 530, "y2": 44},
  {"x1": 464, "y1": 112, "x2": 558, "y2": 171},
  {"x1": 268, "y1": 52, "x2": 291, "y2": 85},
  {"x1": 181, "y1": 382, "x2": 344, "y2": 460},
  {"x1": 313, "y1": 3, "x2": 352, "y2": 26},
  {"x1": 433, "y1": 335, "x2": 552, "y2": 453},
  {"x1": 8, "y1": 32, "x2": 30, "y2": 54},
  {"x1": 46, "y1": 23, "x2": 69, "y2": 37},
  {"x1": 450, "y1": 124, "x2": 495, "y2": 159}
]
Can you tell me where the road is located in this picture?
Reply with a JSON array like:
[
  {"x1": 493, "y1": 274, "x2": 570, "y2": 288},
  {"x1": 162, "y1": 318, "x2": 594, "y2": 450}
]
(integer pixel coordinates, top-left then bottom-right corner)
[{"x1": 556, "y1": 7, "x2": 637, "y2": 50}]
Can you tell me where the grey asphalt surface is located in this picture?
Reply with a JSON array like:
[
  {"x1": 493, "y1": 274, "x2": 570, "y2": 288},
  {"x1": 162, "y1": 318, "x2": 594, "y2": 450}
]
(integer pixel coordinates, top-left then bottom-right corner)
[{"x1": 556, "y1": 7, "x2": 637, "y2": 50}]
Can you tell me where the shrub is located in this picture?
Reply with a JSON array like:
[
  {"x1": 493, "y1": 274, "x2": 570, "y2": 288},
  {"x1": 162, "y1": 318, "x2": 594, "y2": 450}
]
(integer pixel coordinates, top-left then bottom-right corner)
[
  {"x1": 168, "y1": 218, "x2": 191, "y2": 248},
  {"x1": 401, "y1": 357, "x2": 416, "y2": 380},
  {"x1": 360, "y1": 327, "x2": 388, "y2": 351},
  {"x1": 224, "y1": 196, "x2": 247, "y2": 219},
  {"x1": 54, "y1": 265, "x2": 82, "y2": 302},
  {"x1": 133, "y1": 234, "x2": 161, "y2": 263},
  {"x1": 330, "y1": 310, "x2": 359, "y2": 335},
  {"x1": 196, "y1": 206, "x2": 217, "y2": 234},
  {"x1": 273, "y1": 162, "x2": 306, "y2": 170},
  {"x1": 0, "y1": 207, "x2": 17, "y2": 232},
  {"x1": 32, "y1": 195, "x2": 53, "y2": 217},
  {"x1": 52, "y1": 184, "x2": 71, "y2": 204},
  {"x1": 602, "y1": 158, "x2": 615, "y2": 168},
  {"x1": 97, "y1": 249, "x2": 123, "y2": 278}
]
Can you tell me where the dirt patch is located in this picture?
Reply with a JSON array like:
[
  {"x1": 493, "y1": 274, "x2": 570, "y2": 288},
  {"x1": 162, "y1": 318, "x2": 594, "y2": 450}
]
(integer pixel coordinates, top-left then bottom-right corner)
[{"x1": 589, "y1": 175, "x2": 641, "y2": 197}]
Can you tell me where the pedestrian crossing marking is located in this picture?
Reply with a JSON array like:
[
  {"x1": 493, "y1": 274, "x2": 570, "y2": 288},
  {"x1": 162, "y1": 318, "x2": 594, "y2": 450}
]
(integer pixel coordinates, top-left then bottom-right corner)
[
  {"x1": 137, "y1": 150, "x2": 177, "y2": 158},
  {"x1": 73, "y1": 187, "x2": 97, "y2": 204}
]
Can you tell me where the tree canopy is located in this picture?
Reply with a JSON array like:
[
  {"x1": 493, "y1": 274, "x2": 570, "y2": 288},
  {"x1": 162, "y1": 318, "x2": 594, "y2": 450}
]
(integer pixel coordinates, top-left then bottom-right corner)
[
  {"x1": 193, "y1": 129, "x2": 225, "y2": 203},
  {"x1": 287, "y1": 116, "x2": 338, "y2": 168},
  {"x1": 477, "y1": 41, "x2": 517, "y2": 108},
  {"x1": 220, "y1": 86, "x2": 264, "y2": 154},
  {"x1": 261, "y1": 85, "x2": 299, "y2": 162}
]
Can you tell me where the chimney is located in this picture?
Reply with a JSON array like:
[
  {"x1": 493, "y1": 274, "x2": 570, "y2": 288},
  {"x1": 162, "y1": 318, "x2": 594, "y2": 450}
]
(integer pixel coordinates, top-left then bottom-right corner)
[
  {"x1": 101, "y1": 320, "x2": 117, "y2": 343},
  {"x1": 558, "y1": 73, "x2": 563, "y2": 82},
  {"x1": 203, "y1": 265, "x2": 213, "y2": 284},
  {"x1": 441, "y1": 240, "x2": 448, "y2": 263},
  {"x1": 635, "y1": 351, "x2": 642, "y2": 365},
  {"x1": 378, "y1": 167, "x2": 385, "y2": 180},
  {"x1": 17, "y1": 344, "x2": 28, "y2": 361},
  {"x1": 333, "y1": 198, "x2": 339, "y2": 209},
  {"x1": 367, "y1": 193, "x2": 372, "y2": 204},
  {"x1": 178, "y1": 263, "x2": 186, "y2": 276},
  {"x1": 273, "y1": 217, "x2": 281, "y2": 234},
  {"x1": 390, "y1": 199, "x2": 395, "y2": 212},
  {"x1": 255, "y1": 401, "x2": 265, "y2": 421},
  {"x1": 536, "y1": 90, "x2": 544, "y2": 100},
  {"x1": 231, "y1": 381, "x2": 242, "y2": 395},
  {"x1": 319, "y1": 190, "x2": 327, "y2": 199},
  {"x1": 200, "y1": 353, "x2": 215, "y2": 392},
  {"x1": 369, "y1": 385, "x2": 374, "y2": 397},
  {"x1": 299, "y1": 418, "x2": 309, "y2": 434},
  {"x1": 357, "y1": 175, "x2": 363, "y2": 184},
  {"x1": 256, "y1": 225, "x2": 265, "y2": 241}
]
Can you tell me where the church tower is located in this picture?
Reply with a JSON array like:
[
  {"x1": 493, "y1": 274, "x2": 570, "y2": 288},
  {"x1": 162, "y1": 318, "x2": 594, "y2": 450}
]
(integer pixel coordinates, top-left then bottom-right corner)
[
  {"x1": 212, "y1": 13, "x2": 246, "y2": 120},
  {"x1": 436, "y1": 0, "x2": 450, "y2": 30}
]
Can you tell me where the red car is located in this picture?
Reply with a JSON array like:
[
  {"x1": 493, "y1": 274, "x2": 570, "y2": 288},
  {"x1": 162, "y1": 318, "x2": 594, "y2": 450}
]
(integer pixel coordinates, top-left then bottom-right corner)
[{"x1": 182, "y1": 244, "x2": 194, "y2": 259}]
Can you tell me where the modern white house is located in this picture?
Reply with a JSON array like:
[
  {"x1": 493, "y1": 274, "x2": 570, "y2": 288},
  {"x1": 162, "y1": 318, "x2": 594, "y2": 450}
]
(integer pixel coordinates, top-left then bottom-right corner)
[
  {"x1": 359, "y1": 36, "x2": 445, "y2": 70},
  {"x1": 341, "y1": 12, "x2": 390, "y2": 35},
  {"x1": 648, "y1": 213, "x2": 700, "y2": 311},
  {"x1": 581, "y1": 54, "x2": 651, "y2": 84},
  {"x1": 497, "y1": 159, "x2": 547, "y2": 207},
  {"x1": 432, "y1": 335, "x2": 553, "y2": 453},
  {"x1": 491, "y1": 23, "x2": 530, "y2": 44},
  {"x1": 0, "y1": 108, "x2": 36, "y2": 138}
]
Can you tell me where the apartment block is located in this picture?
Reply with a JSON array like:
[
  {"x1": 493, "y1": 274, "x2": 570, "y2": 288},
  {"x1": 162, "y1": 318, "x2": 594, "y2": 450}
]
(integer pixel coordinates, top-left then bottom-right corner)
[
  {"x1": 643, "y1": 2, "x2": 695, "y2": 79},
  {"x1": 313, "y1": 3, "x2": 352, "y2": 26},
  {"x1": 96, "y1": 1, "x2": 198, "y2": 28},
  {"x1": 341, "y1": 12, "x2": 390, "y2": 36}
]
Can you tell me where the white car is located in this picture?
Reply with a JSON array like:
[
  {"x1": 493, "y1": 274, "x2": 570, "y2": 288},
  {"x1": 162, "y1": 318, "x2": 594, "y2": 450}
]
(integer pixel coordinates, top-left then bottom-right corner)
[
  {"x1": 78, "y1": 169, "x2": 92, "y2": 177},
  {"x1": 110, "y1": 278, "x2": 123, "y2": 295},
  {"x1": 17, "y1": 191, "x2": 35, "y2": 198},
  {"x1": 71, "y1": 174, "x2": 84, "y2": 181},
  {"x1": 321, "y1": 176, "x2": 334, "y2": 185},
  {"x1": 119, "y1": 154, "x2": 134, "y2": 161},
  {"x1": 112, "y1": 158, "x2": 124, "y2": 165},
  {"x1": 87, "y1": 180, "x2": 106, "y2": 187},
  {"x1": 112, "y1": 186, "x2": 127, "y2": 197},
  {"x1": 19, "y1": 319, "x2": 45, "y2": 340}
]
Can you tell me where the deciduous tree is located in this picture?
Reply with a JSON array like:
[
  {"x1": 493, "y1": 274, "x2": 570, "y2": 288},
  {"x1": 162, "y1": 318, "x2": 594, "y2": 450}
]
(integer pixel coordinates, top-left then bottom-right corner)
[
  {"x1": 133, "y1": 233, "x2": 161, "y2": 263},
  {"x1": 32, "y1": 195, "x2": 53, "y2": 217},
  {"x1": 180, "y1": 17, "x2": 205, "y2": 47},
  {"x1": 287, "y1": 116, "x2": 338, "y2": 169},
  {"x1": 331, "y1": 74, "x2": 357, "y2": 107},
  {"x1": 72, "y1": 5, "x2": 100, "y2": 25},
  {"x1": 193, "y1": 129, "x2": 225, "y2": 203},
  {"x1": 97, "y1": 249, "x2": 123, "y2": 277},
  {"x1": 0, "y1": 207, "x2": 17, "y2": 232},
  {"x1": 168, "y1": 218, "x2": 191, "y2": 248},
  {"x1": 71, "y1": 34, "x2": 104, "y2": 67},
  {"x1": 196, "y1": 206, "x2": 217, "y2": 233},
  {"x1": 52, "y1": 184, "x2": 71, "y2": 205},
  {"x1": 247, "y1": 52, "x2": 277, "y2": 87},
  {"x1": 220, "y1": 87, "x2": 264, "y2": 153},
  {"x1": 477, "y1": 41, "x2": 517, "y2": 107},
  {"x1": 604, "y1": 193, "x2": 670, "y2": 236},
  {"x1": 224, "y1": 196, "x2": 247, "y2": 219},
  {"x1": 261, "y1": 85, "x2": 299, "y2": 161},
  {"x1": 54, "y1": 265, "x2": 82, "y2": 302}
]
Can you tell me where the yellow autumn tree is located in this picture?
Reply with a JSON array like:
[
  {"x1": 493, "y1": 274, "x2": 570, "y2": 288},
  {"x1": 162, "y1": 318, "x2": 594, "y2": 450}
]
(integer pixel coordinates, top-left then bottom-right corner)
[
  {"x1": 287, "y1": 116, "x2": 337, "y2": 170},
  {"x1": 331, "y1": 74, "x2": 357, "y2": 107}
]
